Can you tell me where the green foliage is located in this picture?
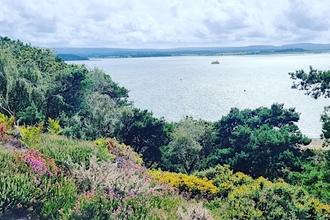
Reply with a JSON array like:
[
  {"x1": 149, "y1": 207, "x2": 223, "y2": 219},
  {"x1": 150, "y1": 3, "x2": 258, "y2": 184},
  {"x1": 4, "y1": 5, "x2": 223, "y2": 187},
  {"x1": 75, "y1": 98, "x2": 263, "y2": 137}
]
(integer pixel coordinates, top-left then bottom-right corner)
[
  {"x1": 0, "y1": 113, "x2": 13, "y2": 125},
  {"x1": 34, "y1": 134, "x2": 107, "y2": 168},
  {"x1": 203, "y1": 166, "x2": 330, "y2": 219},
  {"x1": 0, "y1": 171, "x2": 39, "y2": 217},
  {"x1": 0, "y1": 148, "x2": 77, "y2": 219},
  {"x1": 288, "y1": 150, "x2": 330, "y2": 204},
  {"x1": 46, "y1": 65, "x2": 92, "y2": 119},
  {"x1": 47, "y1": 117, "x2": 63, "y2": 136},
  {"x1": 289, "y1": 66, "x2": 330, "y2": 144},
  {"x1": 289, "y1": 66, "x2": 330, "y2": 99},
  {"x1": 89, "y1": 67, "x2": 129, "y2": 105},
  {"x1": 210, "y1": 103, "x2": 312, "y2": 179},
  {"x1": 18, "y1": 123, "x2": 43, "y2": 148},
  {"x1": 161, "y1": 117, "x2": 211, "y2": 174},
  {"x1": 39, "y1": 177, "x2": 77, "y2": 219},
  {"x1": 321, "y1": 106, "x2": 330, "y2": 146},
  {"x1": 94, "y1": 138, "x2": 116, "y2": 162},
  {"x1": 7, "y1": 79, "x2": 31, "y2": 115},
  {"x1": 65, "y1": 190, "x2": 197, "y2": 220},
  {"x1": 118, "y1": 108, "x2": 172, "y2": 168}
]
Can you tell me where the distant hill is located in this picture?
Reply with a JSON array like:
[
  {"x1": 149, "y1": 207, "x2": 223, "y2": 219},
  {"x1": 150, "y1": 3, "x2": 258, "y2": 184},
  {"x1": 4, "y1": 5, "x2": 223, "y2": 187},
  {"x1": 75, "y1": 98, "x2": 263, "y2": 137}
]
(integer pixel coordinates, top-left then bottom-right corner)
[{"x1": 53, "y1": 43, "x2": 330, "y2": 59}]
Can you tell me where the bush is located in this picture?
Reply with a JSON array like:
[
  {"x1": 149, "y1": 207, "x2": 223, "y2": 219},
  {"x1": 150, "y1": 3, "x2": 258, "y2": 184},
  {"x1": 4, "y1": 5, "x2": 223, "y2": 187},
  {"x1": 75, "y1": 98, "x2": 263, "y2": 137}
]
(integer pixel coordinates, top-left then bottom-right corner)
[
  {"x1": 148, "y1": 170, "x2": 217, "y2": 199},
  {"x1": 206, "y1": 172, "x2": 330, "y2": 219}
]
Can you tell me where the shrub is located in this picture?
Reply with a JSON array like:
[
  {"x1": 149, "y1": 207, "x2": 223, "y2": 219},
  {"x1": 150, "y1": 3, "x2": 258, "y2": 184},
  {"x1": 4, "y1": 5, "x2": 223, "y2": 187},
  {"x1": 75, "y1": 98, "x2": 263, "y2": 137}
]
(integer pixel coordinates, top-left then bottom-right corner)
[
  {"x1": 34, "y1": 134, "x2": 105, "y2": 169},
  {"x1": 39, "y1": 177, "x2": 77, "y2": 219},
  {"x1": 106, "y1": 138, "x2": 143, "y2": 165},
  {"x1": 18, "y1": 122, "x2": 43, "y2": 148},
  {"x1": 0, "y1": 171, "x2": 39, "y2": 217},
  {"x1": 206, "y1": 173, "x2": 330, "y2": 219},
  {"x1": 47, "y1": 117, "x2": 63, "y2": 136},
  {"x1": 148, "y1": 170, "x2": 217, "y2": 199},
  {"x1": 14, "y1": 148, "x2": 60, "y2": 178},
  {"x1": 71, "y1": 156, "x2": 163, "y2": 196}
]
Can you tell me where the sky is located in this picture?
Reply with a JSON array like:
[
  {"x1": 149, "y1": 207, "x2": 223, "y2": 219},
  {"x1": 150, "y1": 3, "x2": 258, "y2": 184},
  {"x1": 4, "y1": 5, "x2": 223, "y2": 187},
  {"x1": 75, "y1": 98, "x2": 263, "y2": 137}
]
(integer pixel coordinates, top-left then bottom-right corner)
[{"x1": 0, "y1": 0, "x2": 330, "y2": 48}]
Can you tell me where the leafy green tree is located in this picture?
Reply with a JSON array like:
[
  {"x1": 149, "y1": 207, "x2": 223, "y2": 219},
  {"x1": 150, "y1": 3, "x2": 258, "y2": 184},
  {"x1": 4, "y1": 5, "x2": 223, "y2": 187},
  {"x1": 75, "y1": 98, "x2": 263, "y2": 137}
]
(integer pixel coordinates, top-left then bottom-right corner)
[
  {"x1": 46, "y1": 65, "x2": 91, "y2": 119},
  {"x1": 289, "y1": 66, "x2": 330, "y2": 145},
  {"x1": 164, "y1": 117, "x2": 205, "y2": 174},
  {"x1": 89, "y1": 68, "x2": 129, "y2": 106},
  {"x1": 117, "y1": 108, "x2": 172, "y2": 168},
  {"x1": 161, "y1": 117, "x2": 213, "y2": 174},
  {"x1": 210, "y1": 103, "x2": 312, "y2": 179},
  {"x1": 289, "y1": 66, "x2": 330, "y2": 99},
  {"x1": 289, "y1": 150, "x2": 330, "y2": 204}
]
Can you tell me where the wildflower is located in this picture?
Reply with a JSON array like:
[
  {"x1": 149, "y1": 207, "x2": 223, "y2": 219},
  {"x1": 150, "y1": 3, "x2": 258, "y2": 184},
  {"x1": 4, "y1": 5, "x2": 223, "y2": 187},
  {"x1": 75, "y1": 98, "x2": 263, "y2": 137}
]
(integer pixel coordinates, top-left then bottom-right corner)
[
  {"x1": 116, "y1": 206, "x2": 121, "y2": 214},
  {"x1": 128, "y1": 190, "x2": 135, "y2": 198}
]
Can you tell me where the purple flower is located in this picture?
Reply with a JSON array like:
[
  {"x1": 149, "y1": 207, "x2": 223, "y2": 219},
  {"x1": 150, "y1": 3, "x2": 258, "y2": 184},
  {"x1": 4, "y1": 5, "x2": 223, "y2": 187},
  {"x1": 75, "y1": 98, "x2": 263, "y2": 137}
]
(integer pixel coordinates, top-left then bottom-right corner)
[{"x1": 128, "y1": 191, "x2": 135, "y2": 198}]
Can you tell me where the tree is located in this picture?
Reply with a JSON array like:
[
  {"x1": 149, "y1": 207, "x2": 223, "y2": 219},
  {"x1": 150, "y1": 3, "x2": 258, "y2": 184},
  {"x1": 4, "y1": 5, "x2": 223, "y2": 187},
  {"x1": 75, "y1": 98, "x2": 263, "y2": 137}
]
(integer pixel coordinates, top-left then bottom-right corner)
[
  {"x1": 289, "y1": 66, "x2": 330, "y2": 145},
  {"x1": 161, "y1": 117, "x2": 208, "y2": 174},
  {"x1": 210, "y1": 103, "x2": 312, "y2": 179},
  {"x1": 46, "y1": 65, "x2": 91, "y2": 119},
  {"x1": 117, "y1": 108, "x2": 172, "y2": 168},
  {"x1": 289, "y1": 66, "x2": 330, "y2": 99},
  {"x1": 89, "y1": 68, "x2": 129, "y2": 106}
]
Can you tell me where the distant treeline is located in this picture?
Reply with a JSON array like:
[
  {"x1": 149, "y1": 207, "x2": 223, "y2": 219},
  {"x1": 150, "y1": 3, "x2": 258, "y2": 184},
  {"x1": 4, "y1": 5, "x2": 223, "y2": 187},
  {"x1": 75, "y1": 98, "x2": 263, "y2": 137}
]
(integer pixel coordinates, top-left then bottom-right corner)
[
  {"x1": 56, "y1": 53, "x2": 89, "y2": 61},
  {"x1": 53, "y1": 43, "x2": 330, "y2": 59}
]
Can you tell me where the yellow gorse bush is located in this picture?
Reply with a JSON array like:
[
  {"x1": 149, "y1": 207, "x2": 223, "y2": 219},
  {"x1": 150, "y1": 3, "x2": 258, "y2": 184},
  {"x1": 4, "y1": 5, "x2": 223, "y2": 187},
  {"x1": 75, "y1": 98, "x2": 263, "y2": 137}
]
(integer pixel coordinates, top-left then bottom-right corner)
[
  {"x1": 213, "y1": 170, "x2": 330, "y2": 219},
  {"x1": 148, "y1": 170, "x2": 217, "y2": 198}
]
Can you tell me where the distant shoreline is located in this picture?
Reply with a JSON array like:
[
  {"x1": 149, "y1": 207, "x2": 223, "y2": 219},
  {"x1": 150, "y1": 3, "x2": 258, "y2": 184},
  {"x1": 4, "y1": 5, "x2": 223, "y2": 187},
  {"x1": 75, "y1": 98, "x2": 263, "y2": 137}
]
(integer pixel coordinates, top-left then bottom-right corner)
[
  {"x1": 54, "y1": 44, "x2": 330, "y2": 60},
  {"x1": 303, "y1": 138, "x2": 329, "y2": 150}
]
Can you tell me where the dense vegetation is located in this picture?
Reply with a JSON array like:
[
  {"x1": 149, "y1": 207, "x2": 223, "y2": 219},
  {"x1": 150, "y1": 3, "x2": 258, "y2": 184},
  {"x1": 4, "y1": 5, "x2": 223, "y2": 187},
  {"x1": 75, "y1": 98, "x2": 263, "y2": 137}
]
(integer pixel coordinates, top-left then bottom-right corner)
[{"x1": 1, "y1": 36, "x2": 330, "y2": 219}]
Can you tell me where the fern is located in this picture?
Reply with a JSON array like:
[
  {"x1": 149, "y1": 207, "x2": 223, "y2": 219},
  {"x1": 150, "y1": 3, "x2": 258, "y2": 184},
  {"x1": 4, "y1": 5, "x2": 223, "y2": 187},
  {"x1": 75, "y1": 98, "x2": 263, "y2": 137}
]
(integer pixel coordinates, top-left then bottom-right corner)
[
  {"x1": 47, "y1": 118, "x2": 62, "y2": 136},
  {"x1": 18, "y1": 122, "x2": 43, "y2": 149}
]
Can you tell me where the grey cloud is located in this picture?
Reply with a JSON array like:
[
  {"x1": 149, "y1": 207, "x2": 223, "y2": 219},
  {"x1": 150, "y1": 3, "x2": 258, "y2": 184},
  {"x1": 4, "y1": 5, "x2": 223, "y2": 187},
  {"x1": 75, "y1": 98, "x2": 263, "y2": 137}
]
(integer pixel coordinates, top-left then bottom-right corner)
[
  {"x1": 284, "y1": 0, "x2": 329, "y2": 31},
  {"x1": 1, "y1": 0, "x2": 330, "y2": 48}
]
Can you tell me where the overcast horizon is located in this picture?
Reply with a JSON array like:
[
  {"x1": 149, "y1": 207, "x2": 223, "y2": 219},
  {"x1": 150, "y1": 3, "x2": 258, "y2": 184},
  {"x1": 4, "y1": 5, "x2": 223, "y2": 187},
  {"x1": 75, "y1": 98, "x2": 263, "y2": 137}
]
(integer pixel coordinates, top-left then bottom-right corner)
[{"x1": 1, "y1": 0, "x2": 330, "y2": 49}]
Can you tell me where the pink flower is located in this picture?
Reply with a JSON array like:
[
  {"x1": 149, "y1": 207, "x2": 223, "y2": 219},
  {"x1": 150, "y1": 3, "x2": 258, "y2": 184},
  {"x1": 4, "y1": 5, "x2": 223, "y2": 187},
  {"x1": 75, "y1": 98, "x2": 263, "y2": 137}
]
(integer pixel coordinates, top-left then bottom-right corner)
[
  {"x1": 35, "y1": 179, "x2": 41, "y2": 185},
  {"x1": 128, "y1": 191, "x2": 135, "y2": 198}
]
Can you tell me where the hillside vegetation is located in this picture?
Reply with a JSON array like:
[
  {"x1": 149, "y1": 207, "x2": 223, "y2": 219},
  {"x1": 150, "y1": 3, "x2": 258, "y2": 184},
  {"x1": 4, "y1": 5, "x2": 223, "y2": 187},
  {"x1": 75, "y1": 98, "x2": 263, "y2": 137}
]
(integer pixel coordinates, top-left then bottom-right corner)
[{"x1": 1, "y1": 36, "x2": 330, "y2": 219}]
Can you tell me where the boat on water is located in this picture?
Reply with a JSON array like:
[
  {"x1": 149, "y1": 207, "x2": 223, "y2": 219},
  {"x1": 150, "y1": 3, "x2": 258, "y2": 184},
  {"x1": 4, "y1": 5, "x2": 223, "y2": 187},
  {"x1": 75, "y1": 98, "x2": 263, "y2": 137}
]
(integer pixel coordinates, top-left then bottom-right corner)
[{"x1": 211, "y1": 60, "x2": 220, "y2": 64}]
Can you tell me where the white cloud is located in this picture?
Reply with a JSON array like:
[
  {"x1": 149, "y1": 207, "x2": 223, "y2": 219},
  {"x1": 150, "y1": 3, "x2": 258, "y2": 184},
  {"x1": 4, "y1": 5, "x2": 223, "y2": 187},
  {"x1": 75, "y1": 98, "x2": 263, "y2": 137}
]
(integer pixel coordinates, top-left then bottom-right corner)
[{"x1": 0, "y1": 0, "x2": 329, "y2": 48}]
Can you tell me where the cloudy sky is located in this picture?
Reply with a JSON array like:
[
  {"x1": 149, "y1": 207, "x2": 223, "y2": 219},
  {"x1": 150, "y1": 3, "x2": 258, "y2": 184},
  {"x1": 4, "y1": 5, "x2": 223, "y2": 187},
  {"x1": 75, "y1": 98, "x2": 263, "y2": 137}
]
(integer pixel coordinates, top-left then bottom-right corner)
[{"x1": 0, "y1": 0, "x2": 329, "y2": 48}]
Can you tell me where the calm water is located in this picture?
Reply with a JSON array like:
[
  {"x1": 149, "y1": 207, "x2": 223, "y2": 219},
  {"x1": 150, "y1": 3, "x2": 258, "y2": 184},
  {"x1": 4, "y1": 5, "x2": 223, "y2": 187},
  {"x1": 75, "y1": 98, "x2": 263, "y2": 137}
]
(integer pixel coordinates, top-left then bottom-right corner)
[{"x1": 72, "y1": 54, "x2": 330, "y2": 138}]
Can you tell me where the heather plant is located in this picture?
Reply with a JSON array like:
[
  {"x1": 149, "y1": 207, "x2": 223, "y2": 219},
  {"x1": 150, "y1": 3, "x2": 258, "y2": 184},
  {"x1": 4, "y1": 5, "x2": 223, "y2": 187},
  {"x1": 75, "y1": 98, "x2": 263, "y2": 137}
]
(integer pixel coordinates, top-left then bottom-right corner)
[
  {"x1": 106, "y1": 138, "x2": 143, "y2": 165},
  {"x1": 34, "y1": 134, "x2": 106, "y2": 169},
  {"x1": 0, "y1": 148, "x2": 78, "y2": 219},
  {"x1": 177, "y1": 202, "x2": 214, "y2": 220},
  {"x1": 71, "y1": 155, "x2": 163, "y2": 196},
  {"x1": 148, "y1": 170, "x2": 217, "y2": 199},
  {"x1": 64, "y1": 188, "x2": 212, "y2": 220},
  {"x1": 14, "y1": 148, "x2": 60, "y2": 178},
  {"x1": 0, "y1": 170, "x2": 39, "y2": 217},
  {"x1": 0, "y1": 148, "x2": 16, "y2": 172},
  {"x1": 66, "y1": 190, "x2": 150, "y2": 219},
  {"x1": 38, "y1": 177, "x2": 77, "y2": 219}
]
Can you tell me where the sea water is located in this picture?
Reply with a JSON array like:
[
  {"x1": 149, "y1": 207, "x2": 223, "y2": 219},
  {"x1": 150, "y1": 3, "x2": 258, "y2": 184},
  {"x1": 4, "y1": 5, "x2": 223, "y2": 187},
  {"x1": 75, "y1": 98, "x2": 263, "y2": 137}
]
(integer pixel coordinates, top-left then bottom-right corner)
[{"x1": 72, "y1": 53, "x2": 330, "y2": 138}]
